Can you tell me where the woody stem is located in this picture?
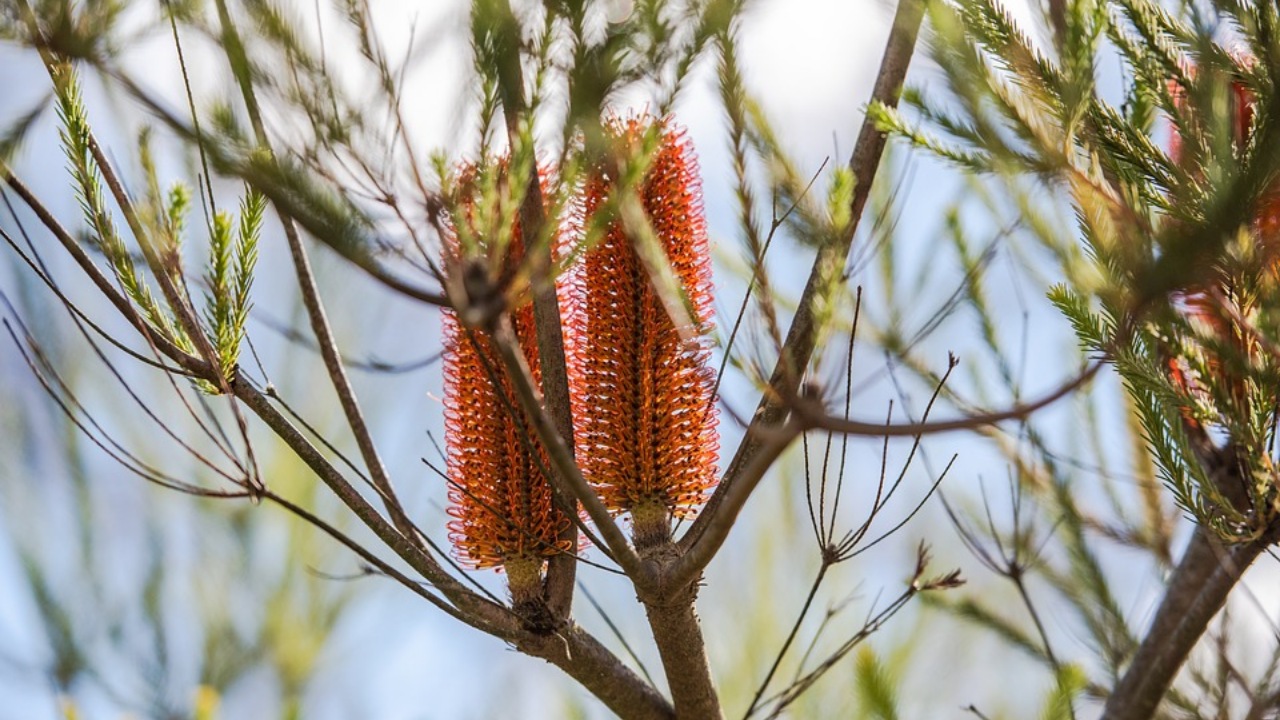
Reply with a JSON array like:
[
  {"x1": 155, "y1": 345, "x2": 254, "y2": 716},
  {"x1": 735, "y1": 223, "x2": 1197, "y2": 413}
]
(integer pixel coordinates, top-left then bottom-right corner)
[{"x1": 637, "y1": 511, "x2": 723, "y2": 720}]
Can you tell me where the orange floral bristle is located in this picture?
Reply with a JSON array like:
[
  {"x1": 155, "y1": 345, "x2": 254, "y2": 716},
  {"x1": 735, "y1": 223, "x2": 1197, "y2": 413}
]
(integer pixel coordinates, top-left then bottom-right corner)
[
  {"x1": 442, "y1": 164, "x2": 572, "y2": 575},
  {"x1": 567, "y1": 117, "x2": 718, "y2": 543}
]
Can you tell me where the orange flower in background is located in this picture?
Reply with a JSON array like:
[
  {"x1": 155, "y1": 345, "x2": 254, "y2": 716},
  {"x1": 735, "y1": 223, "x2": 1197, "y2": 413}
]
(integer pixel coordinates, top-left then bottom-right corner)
[
  {"x1": 566, "y1": 117, "x2": 718, "y2": 545},
  {"x1": 442, "y1": 165, "x2": 572, "y2": 584},
  {"x1": 1166, "y1": 76, "x2": 1254, "y2": 169},
  {"x1": 1165, "y1": 69, "x2": 1279, "y2": 422}
]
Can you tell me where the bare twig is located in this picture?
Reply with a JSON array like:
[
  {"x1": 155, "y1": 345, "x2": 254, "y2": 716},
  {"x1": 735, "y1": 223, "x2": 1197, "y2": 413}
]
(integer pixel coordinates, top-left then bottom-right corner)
[
  {"x1": 798, "y1": 358, "x2": 1104, "y2": 437},
  {"x1": 666, "y1": 350, "x2": 964, "y2": 592},
  {"x1": 757, "y1": 544, "x2": 962, "y2": 719}
]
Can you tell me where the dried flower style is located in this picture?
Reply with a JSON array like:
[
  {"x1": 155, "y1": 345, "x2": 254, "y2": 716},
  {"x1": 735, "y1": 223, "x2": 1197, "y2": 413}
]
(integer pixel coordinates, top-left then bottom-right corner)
[
  {"x1": 442, "y1": 164, "x2": 572, "y2": 590},
  {"x1": 566, "y1": 117, "x2": 718, "y2": 545}
]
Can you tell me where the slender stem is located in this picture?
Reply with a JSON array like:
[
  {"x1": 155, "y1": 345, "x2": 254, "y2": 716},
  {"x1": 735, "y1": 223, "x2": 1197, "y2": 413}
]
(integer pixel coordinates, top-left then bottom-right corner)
[
  {"x1": 746, "y1": 562, "x2": 830, "y2": 718},
  {"x1": 1011, "y1": 573, "x2": 1061, "y2": 672},
  {"x1": 260, "y1": 487, "x2": 463, "y2": 614},
  {"x1": 799, "y1": 360, "x2": 1102, "y2": 437},
  {"x1": 762, "y1": 582, "x2": 924, "y2": 719},
  {"x1": 682, "y1": 0, "x2": 926, "y2": 555}
]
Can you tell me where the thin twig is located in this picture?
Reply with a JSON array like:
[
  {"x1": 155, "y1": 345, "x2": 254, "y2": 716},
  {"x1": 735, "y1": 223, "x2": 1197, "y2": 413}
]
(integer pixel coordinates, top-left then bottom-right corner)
[{"x1": 797, "y1": 359, "x2": 1104, "y2": 438}]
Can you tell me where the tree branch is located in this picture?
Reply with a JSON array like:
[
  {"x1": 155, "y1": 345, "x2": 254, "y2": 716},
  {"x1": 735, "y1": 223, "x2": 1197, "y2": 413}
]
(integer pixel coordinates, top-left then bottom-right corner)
[
  {"x1": 519, "y1": 625, "x2": 676, "y2": 720},
  {"x1": 681, "y1": 0, "x2": 926, "y2": 557},
  {"x1": 796, "y1": 359, "x2": 1103, "y2": 437},
  {"x1": 1098, "y1": 413, "x2": 1278, "y2": 720},
  {"x1": 641, "y1": 574, "x2": 722, "y2": 719},
  {"x1": 1100, "y1": 526, "x2": 1276, "y2": 719}
]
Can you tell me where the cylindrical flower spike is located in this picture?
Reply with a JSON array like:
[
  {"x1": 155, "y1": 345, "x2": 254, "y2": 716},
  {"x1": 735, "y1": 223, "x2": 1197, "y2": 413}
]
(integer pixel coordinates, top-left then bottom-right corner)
[
  {"x1": 567, "y1": 116, "x2": 719, "y2": 547},
  {"x1": 442, "y1": 163, "x2": 572, "y2": 600}
]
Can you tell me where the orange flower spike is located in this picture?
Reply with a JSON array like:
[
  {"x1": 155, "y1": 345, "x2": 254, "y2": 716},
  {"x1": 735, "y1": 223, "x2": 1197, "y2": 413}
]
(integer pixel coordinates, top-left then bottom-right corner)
[
  {"x1": 442, "y1": 164, "x2": 572, "y2": 599},
  {"x1": 1166, "y1": 65, "x2": 1277, "y2": 418},
  {"x1": 569, "y1": 117, "x2": 718, "y2": 547}
]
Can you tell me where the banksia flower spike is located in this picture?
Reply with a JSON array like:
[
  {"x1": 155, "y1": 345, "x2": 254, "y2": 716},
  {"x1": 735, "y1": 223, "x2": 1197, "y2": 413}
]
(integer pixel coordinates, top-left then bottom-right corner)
[
  {"x1": 567, "y1": 116, "x2": 718, "y2": 548},
  {"x1": 442, "y1": 163, "x2": 572, "y2": 601}
]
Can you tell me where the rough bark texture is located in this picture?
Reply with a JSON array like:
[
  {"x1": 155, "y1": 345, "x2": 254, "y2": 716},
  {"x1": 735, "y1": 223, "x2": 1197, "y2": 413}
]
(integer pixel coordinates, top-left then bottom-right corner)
[
  {"x1": 642, "y1": 538, "x2": 722, "y2": 720},
  {"x1": 521, "y1": 624, "x2": 676, "y2": 720},
  {"x1": 645, "y1": 591, "x2": 720, "y2": 720}
]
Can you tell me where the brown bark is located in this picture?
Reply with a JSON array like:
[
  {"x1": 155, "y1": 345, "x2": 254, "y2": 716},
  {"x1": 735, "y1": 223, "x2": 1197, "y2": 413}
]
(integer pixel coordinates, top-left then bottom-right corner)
[
  {"x1": 1103, "y1": 442, "x2": 1277, "y2": 719},
  {"x1": 521, "y1": 624, "x2": 676, "y2": 720},
  {"x1": 1101, "y1": 528, "x2": 1272, "y2": 719},
  {"x1": 641, "y1": 534, "x2": 722, "y2": 720}
]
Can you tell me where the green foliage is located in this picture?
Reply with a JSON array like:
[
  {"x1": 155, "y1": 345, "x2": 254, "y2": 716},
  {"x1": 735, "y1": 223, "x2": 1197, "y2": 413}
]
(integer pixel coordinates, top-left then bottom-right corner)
[
  {"x1": 853, "y1": 647, "x2": 899, "y2": 720},
  {"x1": 1039, "y1": 664, "x2": 1088, "y2": 720},
  {"x1": 52, "y1": 60, "x2": 263, "y2": 393},
  {"x1": 53, "y1": 63, "x2": 183, "y2": 344},
  {"x1": 200, "y1": 189, "x2": 262, "y2": 391},
  {"x1": 881, "y1": 0, "x2": 1280, "y2": 540}
]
